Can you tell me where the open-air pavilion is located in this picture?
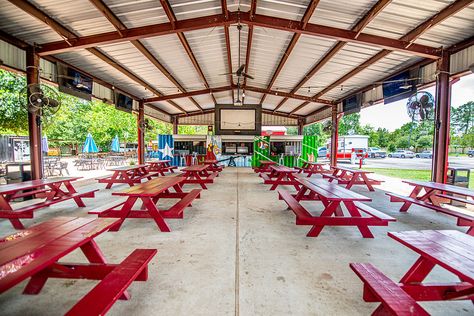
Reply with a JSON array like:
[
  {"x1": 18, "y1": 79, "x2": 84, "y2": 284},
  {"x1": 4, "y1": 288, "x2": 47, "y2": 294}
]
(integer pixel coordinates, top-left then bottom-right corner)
[{"x1": 0, "y1": 1, "x2": 474, "y2": 315}]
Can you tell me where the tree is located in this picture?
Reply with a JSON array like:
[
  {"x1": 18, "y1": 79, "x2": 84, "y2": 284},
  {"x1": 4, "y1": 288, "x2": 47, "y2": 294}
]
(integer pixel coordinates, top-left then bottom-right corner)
[
  {"x1": 451, "y1": 101, "x2": 474, "y2": 135},
  {"x1": 397, "y1": 136, "x2": 411, "y2": 149},
  {"x1": 303, "y1": 123, "x2": 328, "y2": 144},
  {"x1": 0, "y1": 70, "x2": 28, "y2": 134},
  {"x1": 339, "y1": 113, "x2": 361, "y2": 135},
  {"x1": 416, "y1": 135, "x2": 432, "y2": 149}
]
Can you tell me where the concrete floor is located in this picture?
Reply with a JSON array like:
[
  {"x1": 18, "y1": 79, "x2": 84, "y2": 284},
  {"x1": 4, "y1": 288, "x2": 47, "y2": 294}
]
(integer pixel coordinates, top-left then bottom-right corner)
[{"x1": 0, "y1": 168, "x2": 473, "y2": 315}]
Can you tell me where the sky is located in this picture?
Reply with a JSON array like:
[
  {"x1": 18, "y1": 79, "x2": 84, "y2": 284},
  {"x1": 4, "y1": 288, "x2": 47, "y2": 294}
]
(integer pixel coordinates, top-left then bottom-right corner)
[{"x1": 359, "y1": 73, "x2": 474, "y2": 131}]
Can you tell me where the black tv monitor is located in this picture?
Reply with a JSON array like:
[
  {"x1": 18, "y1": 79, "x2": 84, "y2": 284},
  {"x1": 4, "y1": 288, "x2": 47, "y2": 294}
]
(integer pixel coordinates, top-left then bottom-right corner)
[
  {"x1": 115, "y1": 92, "x2": 133, "y2": 113},
  {"x1": 382, "y1": 70, "x2": 416, "y2": 104},
  {"x1": 342, "y1": 93, "x2": 361, "y2": 114},
  {"x1": 58, "y1": 64, "x2": 93, "y2": 101}
]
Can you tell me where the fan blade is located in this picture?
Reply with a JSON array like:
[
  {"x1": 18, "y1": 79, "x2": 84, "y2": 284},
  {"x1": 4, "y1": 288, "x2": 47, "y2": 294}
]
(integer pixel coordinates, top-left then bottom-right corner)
[
  {"x1": 219, "y1": 72, "x2": 235, "y2": 76},
  {"x1": 44, "y1": 97, "x2": 59, "y2": 108},
  {"x1": 242, "y1": 72, "x2": 254, "y2": 80}
]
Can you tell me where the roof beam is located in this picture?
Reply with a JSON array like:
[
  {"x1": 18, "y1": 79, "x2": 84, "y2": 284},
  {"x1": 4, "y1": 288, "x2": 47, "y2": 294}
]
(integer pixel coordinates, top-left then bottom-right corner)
[
  {"x1": 89, "y1": 0, "x2": 203, "y2": 112},
  {"x1": 293, "y1": 0, "x2": 473, "y2": 115},
  {"x1": 242, "y1": 0, "x2": 257, "y2": 102},
  {"x1": 143, "y1": 85, "x2": 334, "y2": 105},
  {"x1": 36, "y1": 10, "x2": 441, "y2": 59},
  {"x1": 274, "y1": 0, "x2": 390, "y2": 112},
  {"x1": 259, "y1": 0, "x2": 320, "y2": 105},
  {"x1": 159, "y1": 0, "x2": 217, "y2": 106},
  {"x1": 221, "y1": 0, "x2": 235, "y2": 103},
  {"x1": 8, "y1": 0, "x2": 185, "y2": 113}
]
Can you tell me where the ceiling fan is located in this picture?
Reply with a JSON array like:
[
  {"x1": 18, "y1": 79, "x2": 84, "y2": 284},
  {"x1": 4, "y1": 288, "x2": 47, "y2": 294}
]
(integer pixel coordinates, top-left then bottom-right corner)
[{"x1": 220, "y1": 63, "x2": 254, "y2": 80}]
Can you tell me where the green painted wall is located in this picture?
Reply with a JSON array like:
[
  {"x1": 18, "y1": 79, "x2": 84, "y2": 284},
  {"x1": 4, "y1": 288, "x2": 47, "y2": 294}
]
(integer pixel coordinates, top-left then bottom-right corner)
[
  {"x1": 300, "y1": 135, "x2": 319, "y2": 167},
  {"x1": 252, "y1": 136, "x2": 270, "y2": 167}
]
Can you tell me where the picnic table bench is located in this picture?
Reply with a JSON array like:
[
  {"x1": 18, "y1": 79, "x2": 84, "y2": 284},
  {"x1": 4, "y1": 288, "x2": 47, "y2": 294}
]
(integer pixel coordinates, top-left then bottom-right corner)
[
  {"x1": 0, "y1": 217, "x2": 157, "y2": 315},
  {"x1": 202, "y1": 159, "x2": 224, "y2": 173},
  {"x1": 279, "y1": 178, "x2": 395, "y2": 238},
  {"x1": 90, "y1": 176, "x2": 201, "y2": 232},
  {"x1": 180, "y1": 164, "x2": 218, "y2": 190},
  {"x1": 254, "y1": 160, "x2": 277, "y2": 174},
  {"x1": 351, "y1": 230, "x2": 474, "y2": 315},
  {"x1": 0, "y1": 177, "x2": 97, "y2": 229},
  {"x1": 97, "y1": 164, "x2": 158, "y2": 189},
  {"x1": 261, "y1": 165, "x2": 301, "y2": 190},
  {"x1": 387, "y1": 180, "x2": 474, "y2": 235},
  {"x1": 323, "y1": 166, "x2": 382, "y2": 191},
  {"x1": 147, "y1": 159, "x2": 177, "y2": 175},
  {"x1": 295, "y1": 162, "x2": 331, "y2": 177}
]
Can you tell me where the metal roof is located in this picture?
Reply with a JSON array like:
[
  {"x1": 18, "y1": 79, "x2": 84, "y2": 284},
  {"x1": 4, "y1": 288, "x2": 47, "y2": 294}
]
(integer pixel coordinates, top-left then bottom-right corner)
[{"x1": 0, "y1": 0, "x2": 473, "y2": 123}]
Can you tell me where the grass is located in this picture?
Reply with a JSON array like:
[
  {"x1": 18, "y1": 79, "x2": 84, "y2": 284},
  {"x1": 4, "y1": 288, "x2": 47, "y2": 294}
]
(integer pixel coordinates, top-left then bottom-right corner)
[{"x1": 363, "y1": 168, "x2": 474, "y2": 189}]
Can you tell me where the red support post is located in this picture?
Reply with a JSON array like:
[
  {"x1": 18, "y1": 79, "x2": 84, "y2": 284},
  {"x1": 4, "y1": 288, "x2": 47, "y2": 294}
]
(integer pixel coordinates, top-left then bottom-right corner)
[
  {"x1": 297, "y1": 119, "x2": 304, "y2": 135},
  {"x1": 137, "y1": 101, "x2": 145, "y2": 165},
  {"x1": 330, "y1": 105, "x2": 339, "y2": 167},
  {"x1": 431, "y1": 51, "x2": 451, "y2": 183},
  {"x1": 26, "y1": 47, "x2": 43, "y2": 180},
  {"x1": 172, "y1": 116, "x2": 179, "y2": 135}
]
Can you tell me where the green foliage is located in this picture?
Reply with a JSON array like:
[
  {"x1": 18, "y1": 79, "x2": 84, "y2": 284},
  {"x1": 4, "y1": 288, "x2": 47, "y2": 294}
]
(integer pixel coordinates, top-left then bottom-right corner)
[
  {"x1": 416, "y1": 135, "x2": 433, "y2": 149},
  {"x1": 451, "y1": 101, "x2": 473, "y2": 135},
  {"x1": 387, "y1": 143, "x2": 396, "y2": 152},
  {"x1": 0, "y1": 70, "x2": 28, "y2": 134},
  {"x1": 178, "y1": 125, "x2": 208, "y2": 135},
  {"x1": 303, "y1": 123, "x2": 329, "y2": 144}
]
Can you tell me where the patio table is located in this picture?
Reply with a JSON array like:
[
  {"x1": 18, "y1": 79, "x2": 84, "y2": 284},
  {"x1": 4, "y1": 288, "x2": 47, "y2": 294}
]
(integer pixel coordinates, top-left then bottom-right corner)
[
  {"x1": 351, "y1": 230, "x2": 474, "y2": 314},
  {"x1": 202, "y1": 159, "x2": 224, "y2": 173},
  {"x1": 261, "y1": 165, "x2": 301, "y2": 190},
  {"x1": 279, "y1": 178, "x2": 395, "y2": 237},
  {"x1": 97, "y1": 164, "x2": 158, "y2": 189},
  {"x1": 387, "y1": 180, "x2": 474, "y2": 235},
  {"x1": 295, "y1": 162, "x2": 331, "y2": 177},
  {"x1": 323, "y1": 166, "x2": 382, "y2": 191},
  {"x1": 147, "y1": 159, "x2": 176, "y2": 176},
  {"x1": 91, "y1": 176, "x2": 201, "y2": 232},
  {"x1": 254, "y1": 160, "x2": 277, "y2": 174},
  {"x1": 0, "y1": 217, "x2": 156, "y2": 315},
  {"x1": 180, "y1": 164, "x2": 217, "y2": 190},
  {"x1": 0, "y1": 177, "x2": 97, "y2": 229}
]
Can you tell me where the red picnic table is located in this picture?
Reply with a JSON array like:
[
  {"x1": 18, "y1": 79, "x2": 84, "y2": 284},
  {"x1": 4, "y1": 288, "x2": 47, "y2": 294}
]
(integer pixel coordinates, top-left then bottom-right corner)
[
  {"x1": 147, "y1": 159, "x2": 177, "y2": 176},
  {"x1": 387, "y1": 180, "x2": 474, "y2": 235},
  {"x1": 261, "y1": 165, "x2": 301, "y2": 190},
  {"x1": 97, "y1": 164, "x2": 158, "y2": 189},
  {"x1": 279, "y1": 178, "x2": 395, "y2": 238},
  {"x1": 91, "y1": 176, "x2": 201, "y2": 232},
  {"x1": 323, "y1": 166, "x2": 382, "y2": 191},
  {"x1": 180, "y1": 164, "x2": 218, "y2": 190},
  {"x1": 0, "y1": 217, "x2": 157, "y2": 315},
  {"x1": 0, "y1": 177, "x2": 97, "y2": 229},
  {"x1": 254, "y1": 160, "x2": 277, "y2": 174},
  {"x1": 351, "y1": 230, "x2": 474, "y2": 315},
  {"x1": 295, "y1": 161, "x2": 331, "y2": 177},
  {"x1": 202, "y1": 159, "x2": 224, "y2": 173}
]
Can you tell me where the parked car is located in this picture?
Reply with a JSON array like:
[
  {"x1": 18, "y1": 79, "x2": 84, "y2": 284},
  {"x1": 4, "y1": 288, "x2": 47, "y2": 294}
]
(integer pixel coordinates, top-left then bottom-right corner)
[
  {"x1": 416, "y1": 150, "x2": 432, "y2": 158},
  {"x1": 317, "y1": 146, "x2": 327, "y2": 158},
  {"x1": 367, "y1": 147, "x2": 386, "y2": 158},
  {"x1": 388, "y1": 150, "x2": 415, "y2": 158},
  {"x1": 468, "y1": 150, "x2": 474, "y2": 158}
]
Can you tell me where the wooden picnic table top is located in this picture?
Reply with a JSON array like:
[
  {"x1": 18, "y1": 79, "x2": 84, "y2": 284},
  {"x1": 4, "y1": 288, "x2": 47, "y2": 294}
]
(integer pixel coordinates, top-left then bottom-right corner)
[
  {"x1": 203, "y1": 159, "x2": 218, "y2": 164},
  {"x1": 297, "y1": 178, "x2": 372, "y2": 202},
  {"x1": 0, "y1": 217, "x2": 118, "y2": 294},
  {"x1": 388, "y1": 230, "x2": 474, "y2": 284},
  {"x1": 403, "y1": 180, "x2": 474, "y2": 198},
  {"x1": 181, "y1": 164, "x2": 209, "y2": 172},
  {"x1": 147, "y1": 160, "x2": 171, "y2": 164},
  {"x1": 106, "y1": 164, "x2": 148, "y2": 172},
  {"x1": 333, "y1": 166, "x2": 372, "y2": 174},
  {"x1": 259, "y1": 160, "x2": 277, "y2": 165},
  {"x1": 113, "y1": 176, "x2": 185, "y2": 197},
  {"x1": 304, "y1": 161, "x2": 327, "y2": 166},
  {"x1": 270, "y1": 165, "x2": 297, "y2": 173},
  {"x1": 0, "y1": 177, "x2": 82, "y2": 195}
]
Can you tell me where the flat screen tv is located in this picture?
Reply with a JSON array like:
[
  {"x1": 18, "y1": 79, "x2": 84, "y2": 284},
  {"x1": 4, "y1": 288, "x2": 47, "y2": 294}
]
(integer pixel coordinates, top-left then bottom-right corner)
[
  {"x1": 115, "y1": 92, "x2": 133, "y2": 113},
  {"x1": 57, "y1": 63, "x2": 93, "y2": 101},
  {"x1": 342, "y1": 93, "x2": 361, "y2": 114},
  {"x1": 382, "y1": 70, "x2": 416, "y2": 104}
]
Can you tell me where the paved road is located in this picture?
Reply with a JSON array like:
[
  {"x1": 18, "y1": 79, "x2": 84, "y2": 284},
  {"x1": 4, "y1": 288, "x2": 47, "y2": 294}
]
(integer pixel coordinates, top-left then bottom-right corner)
[{"x1": 318, "y1": 156, "x2": 474, "y2": 170}]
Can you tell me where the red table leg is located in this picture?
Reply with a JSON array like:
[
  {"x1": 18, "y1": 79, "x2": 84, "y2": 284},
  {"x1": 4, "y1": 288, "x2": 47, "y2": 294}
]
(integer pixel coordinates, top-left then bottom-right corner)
[
  {"x1": 141, "y1": 197, "x2": 171, "y2": 232},
  {"x1": 344, "y1": 201, "x2": 373, "y2": 238},
  {"x1": 109, "y1": 196, "x2": 138, "y2": 231},
  {"x1": 306, "y1": 201, "x2": 341, "y2": 237}
]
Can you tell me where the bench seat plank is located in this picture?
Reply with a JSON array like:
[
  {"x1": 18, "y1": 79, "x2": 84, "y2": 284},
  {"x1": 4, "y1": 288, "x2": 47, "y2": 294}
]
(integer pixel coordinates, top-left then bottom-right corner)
[{"x1": 66, "y1": 249, "x2": 157, "y2": 316}]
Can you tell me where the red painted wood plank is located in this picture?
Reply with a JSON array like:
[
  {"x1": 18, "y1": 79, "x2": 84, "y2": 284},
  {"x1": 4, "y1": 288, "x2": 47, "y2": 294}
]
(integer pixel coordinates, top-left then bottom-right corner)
[
  {"x1": 112, "y1": 176, "x2": 185, "y2": 197},
  {"x1": 0, "y1": 218, "x2": 118, "y2": 294},
  {"x1": 297, "y1": 178, "x2": 371, "y2": 201},
  {"x1": 389, "y1": 230, "x2": 474, "y2": 284},
  {"x1": 0, "y1": 177, "x2": 81, "y2": 195},
  {"x1": 182, "y1": 165, "x2": 209, "y2": 172},
  {"x1": 333, "y1": 166, "x2": 372, "y2": 174},
  {"x1": 66, "y1": 249, "x2": 157, "y2": 316},
  {"x1": 403, "y1": 180, "x2": 474, "y2": 198},
  {"x1": 106, "y1": 164, "x2": 148, "y2": 171}
]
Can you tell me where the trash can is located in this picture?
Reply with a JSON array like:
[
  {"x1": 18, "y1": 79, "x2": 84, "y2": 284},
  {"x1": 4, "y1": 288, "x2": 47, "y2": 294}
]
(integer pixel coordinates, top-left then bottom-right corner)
[{"x1": 446, "y1": 167, "x2": 470, "y2": 207}]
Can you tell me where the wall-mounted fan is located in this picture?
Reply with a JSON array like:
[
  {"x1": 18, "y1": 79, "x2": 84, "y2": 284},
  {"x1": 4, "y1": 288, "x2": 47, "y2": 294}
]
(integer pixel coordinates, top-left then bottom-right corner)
[
  {"x1": 406, "y1": 91, "x2": 435, "y2": 122},
  {"x1": 19, "y1": 84, "x2": 62, "y2": 121}
]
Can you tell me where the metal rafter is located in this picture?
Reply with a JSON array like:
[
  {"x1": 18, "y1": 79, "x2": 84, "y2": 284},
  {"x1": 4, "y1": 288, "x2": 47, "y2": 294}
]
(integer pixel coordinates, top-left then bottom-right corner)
[
  {"x1": 89, "y1": 0, "x2": 203, "y2": 112},
  {"x1": 259, "y1": 0, "x2": 320, "y2": 105},
  {"x1": 274, "y1": 0, "x2": 391, "y2": 112},
  {"x1": 8, "y1": 0, "x2": 185, "y2": 113},
  {"x1": 293, "y1": 0, "x2": 473, "y2": 115},
  {"x1": 159, "y1": 0, "x2": 218, "y2": 106},
  {"x1": 242, "y1": 0, "x2": 257, "y2": 103},
  {"x1": 36, "y1": 11, "x2": 442, "y2": 59},
  {"x1": 221, "y1": 0, "x2": 235, "y2": 103},
  {"x1": 143, "y1": 85, "x2": 334, "y2": 105}
]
